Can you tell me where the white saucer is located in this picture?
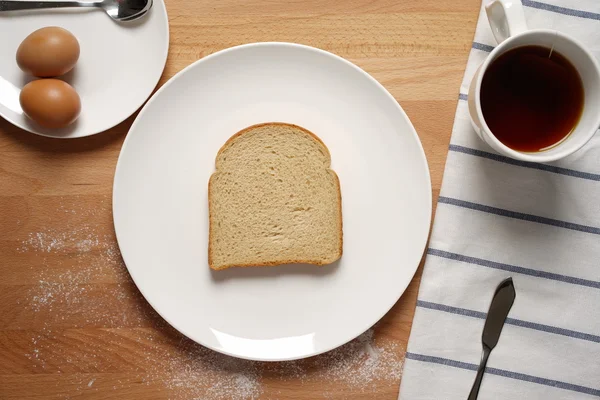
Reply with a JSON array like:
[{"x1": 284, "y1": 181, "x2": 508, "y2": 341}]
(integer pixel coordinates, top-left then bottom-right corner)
[
  {"x1": 0, "y1": 0, "x2": 169, "y2": 138},
  {"x1": 113, "y1": 43, "x2": 432, "y2": 361}
]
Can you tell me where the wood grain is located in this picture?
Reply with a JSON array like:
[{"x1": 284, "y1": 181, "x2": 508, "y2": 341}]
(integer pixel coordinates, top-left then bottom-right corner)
[{"x1": 0, "y1": 0, "x2": 481, "y2": 398}]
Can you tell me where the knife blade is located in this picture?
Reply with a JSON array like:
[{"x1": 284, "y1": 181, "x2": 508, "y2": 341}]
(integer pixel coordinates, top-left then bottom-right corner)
[{"x1": 467, "y1": 277, "x2": 516, "y2": 400}]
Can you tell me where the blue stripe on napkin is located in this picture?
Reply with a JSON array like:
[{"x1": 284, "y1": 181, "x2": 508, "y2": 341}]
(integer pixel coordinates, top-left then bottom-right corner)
[
  {"x1": 522, "y1": 0, "x2": 600, "y2": 20},
  {"x1": 438, "y1": 197, "x2": 600, "y2": 235},
  {"x1": 448, "y1": 144, "x2": 600, "y2": 182},
  {"x1": 472, "y1": 42, "x2": 495, "y2": 52},
  {"x1": 427, "y1": 248, "x2": 600, "y2": 289},
  {"x1": 417, "y1": 300, "x2": 600, "y2": 343},
  {"x1": 405, "y1": 353, "x2": 600, "y2": 397}
]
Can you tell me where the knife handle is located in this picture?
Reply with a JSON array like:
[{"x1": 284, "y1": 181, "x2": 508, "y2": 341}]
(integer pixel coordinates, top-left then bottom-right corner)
[{"x1": 468, "y1": 346, "x2": 491, "y2": 400}]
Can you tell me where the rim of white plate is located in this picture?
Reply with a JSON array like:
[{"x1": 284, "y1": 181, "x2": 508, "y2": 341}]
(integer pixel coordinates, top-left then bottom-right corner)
[{"x1": 113, "y1": 42, "x2": 432, "y2": 361}]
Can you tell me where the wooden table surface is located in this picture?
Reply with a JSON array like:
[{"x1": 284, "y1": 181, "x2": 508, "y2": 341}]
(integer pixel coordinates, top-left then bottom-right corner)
[{"x1": 0, "y1": 1, "x2": 480, "y2": 399}]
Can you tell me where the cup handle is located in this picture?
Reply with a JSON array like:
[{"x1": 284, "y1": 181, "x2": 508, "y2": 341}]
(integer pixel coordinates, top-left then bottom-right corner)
[{"x1": 485, "y1": 0, "x2": 528, "y2": 43}]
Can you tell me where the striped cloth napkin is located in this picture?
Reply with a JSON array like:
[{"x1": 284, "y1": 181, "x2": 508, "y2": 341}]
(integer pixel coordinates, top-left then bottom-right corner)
[{"x1": 398, "y1": 1, "x2": 600, "y2": 399}]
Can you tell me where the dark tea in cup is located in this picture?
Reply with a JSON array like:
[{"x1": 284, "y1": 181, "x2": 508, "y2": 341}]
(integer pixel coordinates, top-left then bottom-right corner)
[{"x1": 480, "y1": 45, "x2": 584, "y2": 152}]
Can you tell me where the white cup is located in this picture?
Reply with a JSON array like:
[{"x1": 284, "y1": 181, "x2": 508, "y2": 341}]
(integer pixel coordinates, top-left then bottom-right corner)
[{"x1": 468, "y1": 0, "x2": 600, "y2": 163}]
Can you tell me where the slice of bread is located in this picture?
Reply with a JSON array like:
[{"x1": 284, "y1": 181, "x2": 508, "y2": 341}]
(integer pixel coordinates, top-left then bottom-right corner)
[{"x1": 208, "y1": 123, "x2": 343, "y2": 270}]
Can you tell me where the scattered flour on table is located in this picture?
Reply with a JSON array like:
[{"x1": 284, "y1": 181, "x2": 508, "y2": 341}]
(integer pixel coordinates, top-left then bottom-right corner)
[
  {"x1": 20, "y1": 200, "x2": 405, "y2": 400},
  {"x1": 20, "y1": 225, "x2": 134, "y2": 321}
]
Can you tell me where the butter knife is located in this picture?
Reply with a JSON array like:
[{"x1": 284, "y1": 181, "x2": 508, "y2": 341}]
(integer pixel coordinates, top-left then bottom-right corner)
[{"x1": 467, "y1": 277, "x2": 516, "y2": 400}]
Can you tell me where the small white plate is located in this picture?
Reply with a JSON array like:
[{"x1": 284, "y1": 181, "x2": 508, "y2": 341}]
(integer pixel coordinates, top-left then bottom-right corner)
[
  {"x1": 0, "y1": 0, "x2": 169, "y2": 138},
  {"x1": 113, "y1": 43, "x2": 432, "y2": 361}
]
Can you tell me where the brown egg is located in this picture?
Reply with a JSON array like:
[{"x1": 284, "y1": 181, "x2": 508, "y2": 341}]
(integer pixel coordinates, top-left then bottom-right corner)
[
  {"x1": 16, "y1": 27, "x2": 80, "y2": 77},
  {"x1": 20, "y1": 79, "x2": 81, "y2": 129}
]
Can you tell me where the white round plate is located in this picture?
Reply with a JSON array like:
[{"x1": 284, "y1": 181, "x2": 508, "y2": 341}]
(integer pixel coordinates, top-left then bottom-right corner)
[
  {"x1": 0, "y1": 0, "x2": 169, "y2": 138},
  {"x1": 113, "y1": 43, "x2": 431, "y2": 361}
]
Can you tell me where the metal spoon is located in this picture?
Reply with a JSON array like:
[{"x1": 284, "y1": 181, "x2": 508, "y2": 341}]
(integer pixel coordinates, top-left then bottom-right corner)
[
  {"x1": 0, "y1": 0, "x2": 151, "y2": 22},
  {"x1": 119, "y1": 0, "x2": 151, "y2": 22}
]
